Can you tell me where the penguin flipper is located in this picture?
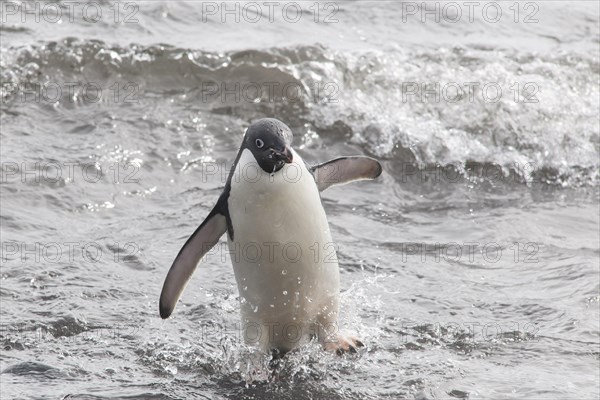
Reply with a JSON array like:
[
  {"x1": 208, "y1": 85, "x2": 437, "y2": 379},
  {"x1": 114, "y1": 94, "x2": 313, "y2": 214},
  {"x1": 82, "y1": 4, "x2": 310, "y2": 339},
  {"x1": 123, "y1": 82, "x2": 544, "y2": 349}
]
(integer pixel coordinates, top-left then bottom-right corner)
[
  {"x1": 159, "y1": 209, "x2": 227, "y2": 319},
  {"x1": 310, "y1": 156, "x2": 382, "y2": 192}
]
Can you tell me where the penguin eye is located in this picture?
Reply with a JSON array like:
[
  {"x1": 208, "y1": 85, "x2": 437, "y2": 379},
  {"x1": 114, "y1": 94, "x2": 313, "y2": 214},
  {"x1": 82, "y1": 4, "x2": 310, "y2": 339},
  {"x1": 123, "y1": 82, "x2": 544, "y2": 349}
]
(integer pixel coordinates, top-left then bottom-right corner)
[{"x1": 255, "y1": 138, "x2": 264, "y2": 149}]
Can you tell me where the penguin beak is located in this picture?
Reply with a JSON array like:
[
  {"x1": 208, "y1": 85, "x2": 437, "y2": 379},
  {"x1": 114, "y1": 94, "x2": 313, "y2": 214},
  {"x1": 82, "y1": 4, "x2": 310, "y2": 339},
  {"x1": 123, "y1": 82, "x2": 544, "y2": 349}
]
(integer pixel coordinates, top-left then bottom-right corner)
[{"x1": 271, "y1": 146, "x2": 293, "y2": 164}]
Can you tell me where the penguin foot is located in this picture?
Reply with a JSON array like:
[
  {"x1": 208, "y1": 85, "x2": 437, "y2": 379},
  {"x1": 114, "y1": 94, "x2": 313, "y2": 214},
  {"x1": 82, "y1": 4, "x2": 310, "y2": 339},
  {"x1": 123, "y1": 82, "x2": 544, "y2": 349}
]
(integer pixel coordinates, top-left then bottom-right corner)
[{"x1": 324, "y1": 335, "x2": 364, "y2": 356}]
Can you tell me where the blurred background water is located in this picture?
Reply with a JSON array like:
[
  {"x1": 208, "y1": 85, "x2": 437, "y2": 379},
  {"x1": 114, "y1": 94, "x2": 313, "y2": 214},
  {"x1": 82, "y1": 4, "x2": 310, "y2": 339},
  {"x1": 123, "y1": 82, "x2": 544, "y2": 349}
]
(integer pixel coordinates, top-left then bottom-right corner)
[{"x1": 0, "y1": 1, "x2": 599, "y2": 399}]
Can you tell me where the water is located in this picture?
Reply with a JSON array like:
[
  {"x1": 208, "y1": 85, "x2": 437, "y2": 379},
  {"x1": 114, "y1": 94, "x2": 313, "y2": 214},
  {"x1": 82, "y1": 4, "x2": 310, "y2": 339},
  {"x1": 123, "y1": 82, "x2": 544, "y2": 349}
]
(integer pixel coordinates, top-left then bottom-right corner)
[{"x1": 1, "y1": 1, "x2": 599, "y2": 399}]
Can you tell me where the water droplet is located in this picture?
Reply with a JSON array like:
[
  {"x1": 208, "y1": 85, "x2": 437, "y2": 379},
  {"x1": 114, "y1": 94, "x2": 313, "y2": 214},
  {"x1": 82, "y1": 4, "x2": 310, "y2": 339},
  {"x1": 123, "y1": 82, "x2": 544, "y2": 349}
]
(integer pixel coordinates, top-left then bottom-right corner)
[
  {"x1": 281, "y1": 270, "x2": 288, "y2": 275},
  {"x1": 283, "y1": 290, "x2": 288, "y2": 296}
]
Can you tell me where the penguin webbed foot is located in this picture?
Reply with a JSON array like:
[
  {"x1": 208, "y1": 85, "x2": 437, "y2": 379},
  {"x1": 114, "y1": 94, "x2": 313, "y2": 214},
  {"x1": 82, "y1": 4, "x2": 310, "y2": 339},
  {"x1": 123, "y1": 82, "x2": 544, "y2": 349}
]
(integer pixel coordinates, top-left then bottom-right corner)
[{"x1": 324, "y1": 335, "x2": 364, "y2": 356}]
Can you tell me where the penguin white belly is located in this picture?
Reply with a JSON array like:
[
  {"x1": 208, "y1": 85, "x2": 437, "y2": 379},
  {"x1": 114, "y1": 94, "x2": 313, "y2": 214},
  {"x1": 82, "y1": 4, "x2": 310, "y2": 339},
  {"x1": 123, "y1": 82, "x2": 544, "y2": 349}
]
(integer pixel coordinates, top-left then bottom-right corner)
[{"x1": 227, "y1": 149, "x2": 340, "y2": 352}]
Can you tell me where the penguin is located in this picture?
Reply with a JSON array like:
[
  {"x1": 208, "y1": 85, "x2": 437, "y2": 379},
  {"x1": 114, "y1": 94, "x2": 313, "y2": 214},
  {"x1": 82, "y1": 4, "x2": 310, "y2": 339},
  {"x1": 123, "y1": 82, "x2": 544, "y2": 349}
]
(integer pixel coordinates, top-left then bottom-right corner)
[{"x1": 159, "y1": 118, "x2": 382, "y2": 356}]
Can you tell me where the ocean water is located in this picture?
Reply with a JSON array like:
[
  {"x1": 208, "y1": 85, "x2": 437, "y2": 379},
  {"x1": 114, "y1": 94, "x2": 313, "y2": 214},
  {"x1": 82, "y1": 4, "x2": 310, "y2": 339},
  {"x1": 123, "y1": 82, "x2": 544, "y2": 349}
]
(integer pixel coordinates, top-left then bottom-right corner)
[{"x1": 1, "y1": 1, "x2": 599, "y2": 399}]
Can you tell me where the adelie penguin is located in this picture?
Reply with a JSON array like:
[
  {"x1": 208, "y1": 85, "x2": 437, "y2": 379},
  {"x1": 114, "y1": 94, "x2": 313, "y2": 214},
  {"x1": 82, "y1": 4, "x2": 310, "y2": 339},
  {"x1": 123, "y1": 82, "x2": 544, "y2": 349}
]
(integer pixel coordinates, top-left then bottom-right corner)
[{"x1": 160, "y1": 118, "x2": 382, "y2": 356}]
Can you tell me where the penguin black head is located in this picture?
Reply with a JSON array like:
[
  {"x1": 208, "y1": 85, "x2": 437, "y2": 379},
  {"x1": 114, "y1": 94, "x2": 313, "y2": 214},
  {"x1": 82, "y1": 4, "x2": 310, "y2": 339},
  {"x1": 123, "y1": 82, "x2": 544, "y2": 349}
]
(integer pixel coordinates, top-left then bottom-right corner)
[{"x1": 244, "y1": 118, "x2": 294, "y2": 173}]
